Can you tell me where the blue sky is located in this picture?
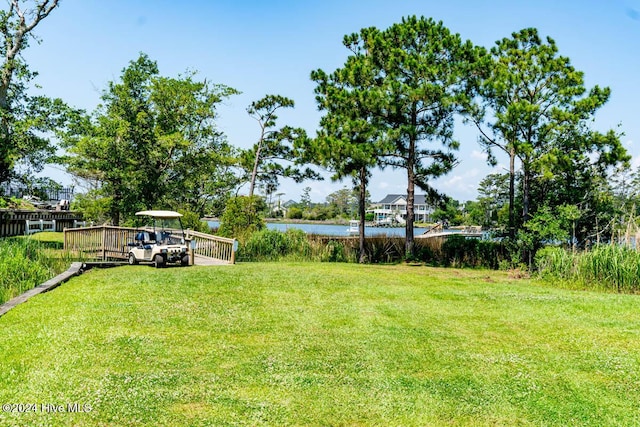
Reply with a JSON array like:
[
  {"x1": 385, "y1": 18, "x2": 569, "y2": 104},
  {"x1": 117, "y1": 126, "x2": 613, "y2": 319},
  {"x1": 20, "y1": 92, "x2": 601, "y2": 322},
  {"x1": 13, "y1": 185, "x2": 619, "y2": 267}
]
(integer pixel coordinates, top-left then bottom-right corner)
[{"x1": 24, "y1": 0, "x2": 640, "y2": 203}]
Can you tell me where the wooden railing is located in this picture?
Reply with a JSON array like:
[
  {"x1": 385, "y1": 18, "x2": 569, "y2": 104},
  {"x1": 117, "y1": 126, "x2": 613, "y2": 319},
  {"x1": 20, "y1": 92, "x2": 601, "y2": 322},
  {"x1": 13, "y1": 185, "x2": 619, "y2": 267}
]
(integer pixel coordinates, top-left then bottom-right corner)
[
  {"x1": 64, "y1": 226, "x2": 138, "y2": 260},
  {"x1": 0, "y1": 209, "x2": 84, "y2": 237},
  {"x1": 64, "y1": 225, "x2": 236, "y2": 264},
  {"x1": 185, "y1": 229, "x2": 237, "y2": 264}
]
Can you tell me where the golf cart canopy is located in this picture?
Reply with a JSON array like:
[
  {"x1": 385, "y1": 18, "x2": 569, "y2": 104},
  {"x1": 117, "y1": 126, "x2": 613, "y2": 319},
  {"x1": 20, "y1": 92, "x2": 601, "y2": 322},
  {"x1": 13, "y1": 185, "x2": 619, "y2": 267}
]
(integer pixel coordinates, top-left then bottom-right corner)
[{"x1": 135, "y1": 210, "x2": 183, "y2": 219}]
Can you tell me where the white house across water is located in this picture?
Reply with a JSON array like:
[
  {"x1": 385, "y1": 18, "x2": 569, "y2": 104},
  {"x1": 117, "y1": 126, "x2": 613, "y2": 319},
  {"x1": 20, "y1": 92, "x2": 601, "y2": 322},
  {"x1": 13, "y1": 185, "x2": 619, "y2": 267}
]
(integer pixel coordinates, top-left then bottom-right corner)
[{"x1": 371, "y1": 194, "x2": 433, "y2": 224}]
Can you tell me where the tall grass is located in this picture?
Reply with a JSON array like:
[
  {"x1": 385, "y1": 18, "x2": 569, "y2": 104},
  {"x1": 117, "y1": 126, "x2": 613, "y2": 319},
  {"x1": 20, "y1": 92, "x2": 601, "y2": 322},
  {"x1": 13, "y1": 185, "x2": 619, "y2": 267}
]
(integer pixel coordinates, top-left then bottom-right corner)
[
  {"x1": 536, "y1": 244, "x2": 640, "y2": 293},
  {"x1": 238, "y1": 228, "x2": 313, "y2": 261},
  {"x1": 239, "y1": 230, "x2": 508, "y2": 267},
  {"x1": 0, "y1": 236, "x2": 74, "y2": 304}
]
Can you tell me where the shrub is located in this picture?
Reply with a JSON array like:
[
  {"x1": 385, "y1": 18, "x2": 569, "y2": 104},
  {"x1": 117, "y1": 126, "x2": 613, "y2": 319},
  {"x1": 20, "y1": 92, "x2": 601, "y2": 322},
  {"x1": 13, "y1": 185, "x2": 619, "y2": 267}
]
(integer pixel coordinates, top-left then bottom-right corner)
[
  {"x1": 218, "y1": 196, "x2": 265, "y2": 242},
  {"x1": 365, "y1": 236, "x2": 405, "y2": 264},
  {"x1": 535, "y1": 246, "x2": 574, "y2": 281},
  {"x1": 179, "y1": 210, "x2": 210, "y2": 233},
  {"x1": 286, "y1": 207, "x2": 303, "y2": 219}
]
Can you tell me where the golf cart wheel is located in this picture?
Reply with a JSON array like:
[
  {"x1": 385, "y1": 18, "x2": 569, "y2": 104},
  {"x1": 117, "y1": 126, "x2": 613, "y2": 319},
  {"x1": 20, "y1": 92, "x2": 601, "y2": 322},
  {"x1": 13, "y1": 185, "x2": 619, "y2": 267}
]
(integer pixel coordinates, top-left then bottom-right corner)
[
  {"x1": 154, "y1": 254, "x2": 165, "y2": 268},
  {"x1": 128, "y1": 253, "x2": 138, "y2": 265},
  {"x1": 181, "y1": 254, "x2": 190, "y2": 266}
]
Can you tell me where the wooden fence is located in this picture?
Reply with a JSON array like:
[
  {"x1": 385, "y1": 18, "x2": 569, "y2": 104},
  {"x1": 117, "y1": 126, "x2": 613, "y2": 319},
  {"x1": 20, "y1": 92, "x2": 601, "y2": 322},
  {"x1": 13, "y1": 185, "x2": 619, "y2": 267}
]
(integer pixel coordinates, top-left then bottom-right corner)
[
  {"x1": 64, "y1": 225, "x2": 236, "y2": 264},
  {"x1": 0, "y1": 209, "x2": 84, "y2": 237},
  {"x1": 185, "y1": 229, "x2": 237, "y2": 264}
]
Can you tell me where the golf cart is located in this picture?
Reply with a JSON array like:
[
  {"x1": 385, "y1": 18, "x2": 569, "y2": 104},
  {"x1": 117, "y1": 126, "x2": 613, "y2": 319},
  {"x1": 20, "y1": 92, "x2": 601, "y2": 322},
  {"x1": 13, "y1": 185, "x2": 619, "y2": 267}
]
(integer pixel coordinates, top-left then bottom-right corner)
[{"x1": 127, "y1": 210, "x2": 190, "y2": 268}]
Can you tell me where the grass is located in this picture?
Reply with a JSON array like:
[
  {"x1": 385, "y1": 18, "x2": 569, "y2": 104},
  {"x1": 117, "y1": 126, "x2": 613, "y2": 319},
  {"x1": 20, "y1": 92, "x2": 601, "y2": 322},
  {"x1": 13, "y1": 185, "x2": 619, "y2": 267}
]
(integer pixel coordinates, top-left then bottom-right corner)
[
  {"x1": 1, "y1": 263, "x2": 640, "y2": 426},
  {"x1": 536, "y1": 245, "x2": 640, "y2": 293},
  {"x1": 0, "y1": 232, "x2": 72, "y2": 304}
]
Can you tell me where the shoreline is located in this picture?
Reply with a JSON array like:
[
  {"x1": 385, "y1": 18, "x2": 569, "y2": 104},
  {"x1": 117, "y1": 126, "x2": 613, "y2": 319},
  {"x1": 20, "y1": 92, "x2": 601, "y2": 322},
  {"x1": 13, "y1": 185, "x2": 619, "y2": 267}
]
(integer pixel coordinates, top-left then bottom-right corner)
[{"x1": 203, "y1": 217, "x2": 436, "y2": 229}]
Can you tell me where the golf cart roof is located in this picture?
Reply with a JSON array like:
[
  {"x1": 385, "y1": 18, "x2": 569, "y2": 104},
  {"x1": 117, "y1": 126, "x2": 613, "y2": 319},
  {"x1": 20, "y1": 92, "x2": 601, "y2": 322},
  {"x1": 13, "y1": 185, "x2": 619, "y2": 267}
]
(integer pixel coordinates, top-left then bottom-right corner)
[{"x1": 135, "y1": 210, "x2": 183, "y2": 218}]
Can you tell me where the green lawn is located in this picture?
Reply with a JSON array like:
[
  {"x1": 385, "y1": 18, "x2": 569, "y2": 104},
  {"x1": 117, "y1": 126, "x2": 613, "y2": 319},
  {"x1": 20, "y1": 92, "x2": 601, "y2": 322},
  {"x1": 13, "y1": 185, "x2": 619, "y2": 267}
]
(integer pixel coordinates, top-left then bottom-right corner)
[{"x1": 1, "y1": 263, "x2": 639, "y2": 426}]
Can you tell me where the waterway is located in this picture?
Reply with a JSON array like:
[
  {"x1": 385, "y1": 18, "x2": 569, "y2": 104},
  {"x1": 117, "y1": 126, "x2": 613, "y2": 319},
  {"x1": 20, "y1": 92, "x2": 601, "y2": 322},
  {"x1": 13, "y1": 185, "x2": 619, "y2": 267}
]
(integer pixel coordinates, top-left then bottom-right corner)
[{"x1": 206, "y1": 220, "x2": 426, "y2": 237}]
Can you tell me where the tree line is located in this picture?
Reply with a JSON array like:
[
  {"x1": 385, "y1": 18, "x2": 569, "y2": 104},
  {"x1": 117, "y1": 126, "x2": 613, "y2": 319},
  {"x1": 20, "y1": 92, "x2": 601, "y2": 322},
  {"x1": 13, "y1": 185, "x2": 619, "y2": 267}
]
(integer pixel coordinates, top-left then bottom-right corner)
[{"x1": 0, "y1": 3, "x2": 631, "y2": 263}]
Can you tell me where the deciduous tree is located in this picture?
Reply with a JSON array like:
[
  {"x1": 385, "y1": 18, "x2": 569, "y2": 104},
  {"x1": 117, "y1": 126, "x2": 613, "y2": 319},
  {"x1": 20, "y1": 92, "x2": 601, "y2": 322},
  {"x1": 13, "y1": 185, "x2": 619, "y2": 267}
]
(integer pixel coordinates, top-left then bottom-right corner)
[
  {"x1": 62, "y1": 53, "x2": 239, "y2": 224},
  {"x1": 0, "y1": 0, "x2": 70, "y2": 185}
]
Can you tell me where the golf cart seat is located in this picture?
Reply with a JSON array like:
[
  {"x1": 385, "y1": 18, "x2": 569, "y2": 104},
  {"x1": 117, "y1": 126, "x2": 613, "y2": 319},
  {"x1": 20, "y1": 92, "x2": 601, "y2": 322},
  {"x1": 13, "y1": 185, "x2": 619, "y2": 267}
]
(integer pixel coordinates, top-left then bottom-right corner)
[{"x1": 134, "y1": 231, "x2": 156, "y2": 248}]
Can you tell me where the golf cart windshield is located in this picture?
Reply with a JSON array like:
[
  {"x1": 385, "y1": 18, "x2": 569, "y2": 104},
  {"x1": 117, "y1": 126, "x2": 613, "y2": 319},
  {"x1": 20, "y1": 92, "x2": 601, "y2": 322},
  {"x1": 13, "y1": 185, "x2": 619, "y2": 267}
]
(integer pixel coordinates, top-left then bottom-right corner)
[{"x1": 135, "y1": 210, "x2": 185, "y2": 244}]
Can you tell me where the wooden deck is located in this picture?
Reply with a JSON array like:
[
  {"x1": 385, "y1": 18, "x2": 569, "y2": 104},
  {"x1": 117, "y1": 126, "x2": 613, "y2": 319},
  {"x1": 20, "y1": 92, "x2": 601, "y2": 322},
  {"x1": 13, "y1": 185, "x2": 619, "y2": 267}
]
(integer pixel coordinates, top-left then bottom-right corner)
[{"x1": 193, "y1": 254, "x2": 234, "y2": 266}]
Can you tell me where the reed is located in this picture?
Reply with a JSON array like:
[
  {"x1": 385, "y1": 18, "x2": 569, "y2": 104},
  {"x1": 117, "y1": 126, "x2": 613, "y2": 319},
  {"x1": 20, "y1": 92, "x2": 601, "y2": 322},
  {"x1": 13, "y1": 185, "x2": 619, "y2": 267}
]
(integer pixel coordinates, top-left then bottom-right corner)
[
  {"x1": 240, "y1": 230, "x2": 509, "y2": 267},
  {"x1": 238, "y1": 228, "x2": 312, "y2": 261},
  {"x1": 0, "y1": 238, "x2": 51, "y2": 304},
  {"x1": 536, "y1": 245, "x2": 640, "y2": 293}
]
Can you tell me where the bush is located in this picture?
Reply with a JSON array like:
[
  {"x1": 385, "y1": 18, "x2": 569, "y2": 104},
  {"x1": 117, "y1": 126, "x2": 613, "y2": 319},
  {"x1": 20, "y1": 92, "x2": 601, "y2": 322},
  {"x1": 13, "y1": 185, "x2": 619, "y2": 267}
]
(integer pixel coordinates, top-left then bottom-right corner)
[
  {"x1": 286, "y1": 207, "x2": 303, "y2": 219},
  {"x1": 218, "y1": 196, "x2": 265, "y2": 241},
  {"x1": 179, "y1": 210, "x2": 210, "y2": 233},
  {"x1": 424, "y1": 235, "x2": 507, "y2": 269},
  {"x1": 365, "y1": 236, "x2": 405, "y2": 264},
  {"x1": 535, "y1": 246, "x2": 574, "y2": 281},
  {"x1": 71, "y1": 192, "x2": 112, "y2": 224}
]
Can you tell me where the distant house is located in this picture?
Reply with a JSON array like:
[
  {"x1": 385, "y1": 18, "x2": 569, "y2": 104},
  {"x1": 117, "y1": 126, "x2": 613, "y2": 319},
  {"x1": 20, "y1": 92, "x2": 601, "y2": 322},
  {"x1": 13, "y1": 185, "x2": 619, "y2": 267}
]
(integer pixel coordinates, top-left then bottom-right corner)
[{"x1": 372, "y1": 194, "x2": 433, "y2": 224}]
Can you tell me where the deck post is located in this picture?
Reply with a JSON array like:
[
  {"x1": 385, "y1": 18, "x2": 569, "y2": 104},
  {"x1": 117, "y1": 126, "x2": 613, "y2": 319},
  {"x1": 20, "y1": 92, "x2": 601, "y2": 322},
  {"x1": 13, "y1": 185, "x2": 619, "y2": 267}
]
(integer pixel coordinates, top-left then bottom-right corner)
[
  {"x1": 102, "y1": 227, "x2": 107, "y2": 261},
  {"x1": 230, "y1": 240, "x2": 237, "y2": 264}
]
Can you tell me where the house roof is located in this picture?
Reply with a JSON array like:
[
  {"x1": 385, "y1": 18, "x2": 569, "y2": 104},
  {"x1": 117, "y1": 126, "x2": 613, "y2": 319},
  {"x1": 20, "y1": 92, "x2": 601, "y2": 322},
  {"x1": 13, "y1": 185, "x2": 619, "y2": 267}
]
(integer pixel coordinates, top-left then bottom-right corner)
[{"x1": 377, "y1": 194, "x2": 428, "y2": 205}]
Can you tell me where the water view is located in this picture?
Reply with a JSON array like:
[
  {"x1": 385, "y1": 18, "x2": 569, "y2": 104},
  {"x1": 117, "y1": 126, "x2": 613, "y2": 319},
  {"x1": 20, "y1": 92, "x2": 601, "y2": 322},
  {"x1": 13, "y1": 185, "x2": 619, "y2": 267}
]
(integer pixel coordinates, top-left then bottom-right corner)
[{"x1": 207, "y1": 221, "x2": 426, "y2": 237}]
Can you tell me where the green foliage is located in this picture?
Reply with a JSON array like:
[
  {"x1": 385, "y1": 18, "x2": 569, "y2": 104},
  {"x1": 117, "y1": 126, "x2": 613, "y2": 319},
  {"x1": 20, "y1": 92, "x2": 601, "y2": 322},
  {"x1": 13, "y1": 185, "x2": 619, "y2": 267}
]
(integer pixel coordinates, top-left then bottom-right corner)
[
  {"x1": 286, "y1": 206, "x2": 303, "y2": 219},
  {"x1": 0, "y1": 236, "x2": 72, "y2": 304},
  {"x1": 70, "y1": 191, "x2": 111, "y2": 224},
  {"x1": 238, "y1": 228, "x2": 311, "y2": 261},
  {"x1": 365, "y1": 236, "x2": 405, "y2": 264},
  {"x1": 356, "y1": 18, "x2": 483, "y2": 256},
  {"x1": 218, "y1": 195, "x2": 265, "y2": 241},
  {"x1": 319, "y1": 240, "x2": 348, "y2": 262},
  {"x1": 62, "y1": 53, "x2": 240, "y2": 225},
  {"x1": 432, "y1": 198, "x2": 464, "y2": 226},
  {"x1": 536, "y1": 245, "x2": 640, "y2": 293},
  {"x1": 178, "y1": 210, "x2": 209, "y2": 233},
  {"x1": 236, "y1": 231, "x2": 508, "y2": 267},
  {"x1": 473, "y1": 27, "x2": 629, "y2": 246},
  {"x1": 0, "y1": 1, "x2": 70, "y2": 185},
  {"x1": 439, "y1": 235, "x2": 507, "y2": 269},
  {"x1": 535, "y1": 246, "x2": 575, "y2": 281},
  {"x1": 243, "y1": 95, "x2": 321, "y2": 197}
]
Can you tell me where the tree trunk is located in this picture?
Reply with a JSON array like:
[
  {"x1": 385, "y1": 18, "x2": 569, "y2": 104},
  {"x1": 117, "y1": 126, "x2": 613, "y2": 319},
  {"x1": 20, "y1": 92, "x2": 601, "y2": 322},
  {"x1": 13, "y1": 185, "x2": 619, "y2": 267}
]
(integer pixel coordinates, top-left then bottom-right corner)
[
  {"x1": 248, "y1": 140, "x2": 262, "y2": 197},
  {"x1": 508, "y1": 147, "x2": 516, "y2": 239},
  {"x1": 358, "y1": 166, "x2": 367, "y2": 263},
  {"x1": 405, "y1": 139, "x2": 416, "y2": 258},
  {"x1": 522, "y1": 160, "x2": 530, "y2": 223},
  {"x1": 111, "y1": 185, "x2": 122, "y2": 226}
]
